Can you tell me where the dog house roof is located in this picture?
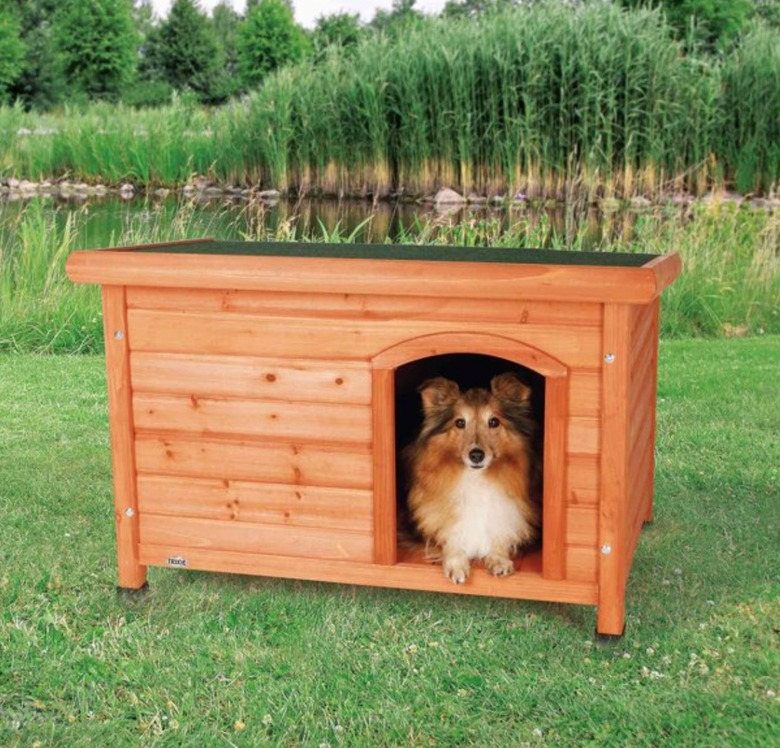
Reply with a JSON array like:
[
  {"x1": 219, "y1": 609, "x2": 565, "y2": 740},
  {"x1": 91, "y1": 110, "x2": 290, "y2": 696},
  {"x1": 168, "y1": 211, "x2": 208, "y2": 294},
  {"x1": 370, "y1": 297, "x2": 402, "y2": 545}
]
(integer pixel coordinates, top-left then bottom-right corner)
[
  {"x1": 66, "y1": 239, "x2": 681, "y2": 304},
  {"x1": 126, "y1": 240, "x2": 656, "y2": 267}
]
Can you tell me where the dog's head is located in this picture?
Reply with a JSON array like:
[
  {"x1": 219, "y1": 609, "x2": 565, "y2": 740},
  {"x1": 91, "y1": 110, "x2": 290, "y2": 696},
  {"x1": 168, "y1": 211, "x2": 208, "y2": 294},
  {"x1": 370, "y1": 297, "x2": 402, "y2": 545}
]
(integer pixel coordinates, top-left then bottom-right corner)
[{"x1": 417, "y1": 372, "x2": 534, "y2": 470}]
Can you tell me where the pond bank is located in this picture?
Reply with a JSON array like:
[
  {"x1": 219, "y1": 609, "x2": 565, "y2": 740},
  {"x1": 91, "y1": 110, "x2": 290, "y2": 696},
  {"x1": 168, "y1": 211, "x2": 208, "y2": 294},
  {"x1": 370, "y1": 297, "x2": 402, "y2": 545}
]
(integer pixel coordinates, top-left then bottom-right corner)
[{"x1": 2, "y1": 176, "x2": 779, "y2": 214}]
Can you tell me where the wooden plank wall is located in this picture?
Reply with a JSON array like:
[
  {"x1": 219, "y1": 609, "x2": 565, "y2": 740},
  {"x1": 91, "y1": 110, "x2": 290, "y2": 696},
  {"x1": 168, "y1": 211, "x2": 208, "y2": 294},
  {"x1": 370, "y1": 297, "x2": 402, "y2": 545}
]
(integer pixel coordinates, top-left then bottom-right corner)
[
  {"x1": 128, "y1": 286, "x2": 375, "y2": 563},
  {"x1": 564, "y1": 368, "x2": 601, "y2": 584},
  {"x1": 624, "y1": 299, "x2": 660, "y2": 563},
  {"x1": 125, "y1": 286, "x2": 604, "y2": 581}
]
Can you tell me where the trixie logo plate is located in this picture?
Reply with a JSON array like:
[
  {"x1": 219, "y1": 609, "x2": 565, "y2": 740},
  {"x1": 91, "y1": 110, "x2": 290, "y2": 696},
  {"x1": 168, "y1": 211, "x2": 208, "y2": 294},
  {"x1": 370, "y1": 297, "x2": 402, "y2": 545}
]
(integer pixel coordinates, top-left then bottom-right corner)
[{"x1": 166, "y1": 556, "x2": 188, "y2": 568}]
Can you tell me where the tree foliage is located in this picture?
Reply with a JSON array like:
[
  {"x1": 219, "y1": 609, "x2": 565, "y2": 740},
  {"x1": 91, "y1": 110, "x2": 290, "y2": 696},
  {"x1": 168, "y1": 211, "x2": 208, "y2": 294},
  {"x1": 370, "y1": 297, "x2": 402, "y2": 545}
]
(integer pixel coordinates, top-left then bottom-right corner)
[
  {"x1": 1, "y1": 0, "x2": 779, "y2": 110},
  {"x1": 371, "y1": 0, "x2": 426, "y2": 36},
  {"x1": 755, "y1": 0, "x2": 780, "y2": 28},
  {"x1": 6, "y1": 1, "x2": 61, "y2": 109},
  {"x1": 54, "y1": 0, "x2": 137, "y2": 102},
  {"x1": 442, "y1": 0, "x2": 519, "y2": 20},
  {"x1": 0, "y1": 7, "x2": 27, "y2": 104},
  {"x1": 156, "y1": 0, "x2": 227, "y2": 102},
  {"x1": 236, "y1": 0, "x2": 310, "y2": 89},
  {"x1": 313, "y1": 12, "x2": 364, "y2": 58},
  {"x1": 212, "y1": 1, "x2": 241, "y2": 76},
  {"x1": 620, "y1": 0, "x2": 755, "y2": 50}
]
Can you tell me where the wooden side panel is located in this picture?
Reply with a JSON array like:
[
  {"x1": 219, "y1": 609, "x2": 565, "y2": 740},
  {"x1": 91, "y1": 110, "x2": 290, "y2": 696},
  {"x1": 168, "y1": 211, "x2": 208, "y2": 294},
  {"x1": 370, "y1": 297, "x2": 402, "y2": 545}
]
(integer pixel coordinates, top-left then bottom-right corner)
[
  {"x1": 626, "y1": 300, "x2": 659, "y2": 537},
  {"x1": 137, "y1": 475, "x2": 372, "y2": 533},
  {"x1": 102, "y1": 286, "x2": 147, "y2": 589},
  {"x1": 130, "y1": 352, "x2": 371, "y2": 404},
  {"x1": 641, "y1": 299, "x2": 660, "y2": 524}
]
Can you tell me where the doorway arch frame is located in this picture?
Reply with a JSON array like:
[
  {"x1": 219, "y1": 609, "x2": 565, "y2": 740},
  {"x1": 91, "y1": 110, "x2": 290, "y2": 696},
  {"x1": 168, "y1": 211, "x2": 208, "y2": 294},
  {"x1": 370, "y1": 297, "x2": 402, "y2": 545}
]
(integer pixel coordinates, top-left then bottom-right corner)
[{"x1": 371, "y1": 331, "x2": 569, "y2": 581}]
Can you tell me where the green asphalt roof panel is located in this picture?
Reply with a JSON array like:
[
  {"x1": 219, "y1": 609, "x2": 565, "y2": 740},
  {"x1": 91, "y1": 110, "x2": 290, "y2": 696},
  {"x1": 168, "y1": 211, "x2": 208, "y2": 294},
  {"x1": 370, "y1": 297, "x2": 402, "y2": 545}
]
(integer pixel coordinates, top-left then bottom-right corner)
[{"x1": 128, "y1": 240, "x2": 659, "y2": 268}]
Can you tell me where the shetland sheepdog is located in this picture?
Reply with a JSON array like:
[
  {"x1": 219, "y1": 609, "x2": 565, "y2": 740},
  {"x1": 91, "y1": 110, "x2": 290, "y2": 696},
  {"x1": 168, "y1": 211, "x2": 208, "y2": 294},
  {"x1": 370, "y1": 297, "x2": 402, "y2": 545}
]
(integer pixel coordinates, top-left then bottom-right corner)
[{"x1": 405, "y1": 373, "x2": 540, "y2": 584}]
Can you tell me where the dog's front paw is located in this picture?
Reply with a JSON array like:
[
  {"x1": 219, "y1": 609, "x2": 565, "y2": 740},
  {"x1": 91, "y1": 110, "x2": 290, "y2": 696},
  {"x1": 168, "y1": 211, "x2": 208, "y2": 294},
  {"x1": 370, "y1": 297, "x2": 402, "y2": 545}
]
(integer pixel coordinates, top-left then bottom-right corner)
[
  {"x1": 443, "y1": 556, "x2": 470, "y2": 584},
  {"x1": 486, "y1": 554, "x2": 515, "y2": 577}
]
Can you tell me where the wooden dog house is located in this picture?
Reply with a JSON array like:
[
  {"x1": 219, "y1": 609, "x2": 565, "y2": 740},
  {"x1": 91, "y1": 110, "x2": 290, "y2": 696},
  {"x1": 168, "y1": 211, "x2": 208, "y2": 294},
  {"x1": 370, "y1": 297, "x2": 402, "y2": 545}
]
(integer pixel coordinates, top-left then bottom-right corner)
[{"x1": 66, "y1": 240, "x2": 680, "y2": 636}]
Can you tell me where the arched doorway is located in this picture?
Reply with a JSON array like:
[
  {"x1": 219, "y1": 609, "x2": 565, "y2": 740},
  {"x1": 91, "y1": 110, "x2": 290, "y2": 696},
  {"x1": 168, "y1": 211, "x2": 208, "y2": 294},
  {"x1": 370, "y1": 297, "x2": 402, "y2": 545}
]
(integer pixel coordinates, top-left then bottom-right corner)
[{"x1": 372, "y1": 332, "x2": 568, "y2": 581}]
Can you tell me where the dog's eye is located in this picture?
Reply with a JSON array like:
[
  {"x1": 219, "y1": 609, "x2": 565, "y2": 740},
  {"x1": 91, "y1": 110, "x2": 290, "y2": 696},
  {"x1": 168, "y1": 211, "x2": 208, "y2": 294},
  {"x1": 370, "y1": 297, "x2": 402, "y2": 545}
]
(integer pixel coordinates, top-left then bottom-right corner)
[
  {"x1": 454, "y1": 418, "x2": 466, "y2": 429},
  {"x1": 488, "y1": 417, "x2": 500, "y2": 428}
]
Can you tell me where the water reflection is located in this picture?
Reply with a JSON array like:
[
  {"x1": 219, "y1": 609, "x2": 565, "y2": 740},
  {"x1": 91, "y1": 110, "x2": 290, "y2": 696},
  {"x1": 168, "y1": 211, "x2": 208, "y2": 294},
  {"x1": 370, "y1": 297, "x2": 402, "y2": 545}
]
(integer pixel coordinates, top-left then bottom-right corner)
[{"x1": 0, "y1": 193, "x2": 657, "y2": 250}]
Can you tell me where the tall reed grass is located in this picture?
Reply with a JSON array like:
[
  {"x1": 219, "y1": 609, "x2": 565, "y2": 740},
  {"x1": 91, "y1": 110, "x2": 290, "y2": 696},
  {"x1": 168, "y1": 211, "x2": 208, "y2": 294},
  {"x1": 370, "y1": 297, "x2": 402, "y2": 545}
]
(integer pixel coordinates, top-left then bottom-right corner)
[
  {"x1": 0, "y1": 202, "x2": 101, "y2": 353},
  {"x1": 1, "y1": 199, "x2": 777, "y2": 353},
  {"x1": 0, "y1": 199, "x2": 230, "y2": 353},
  {"x1": 1, "y1": 3, "x2": 779, "y2": 197},
  {"x1": 720, "y1": 23, "x2": 780, "y2": 194}
]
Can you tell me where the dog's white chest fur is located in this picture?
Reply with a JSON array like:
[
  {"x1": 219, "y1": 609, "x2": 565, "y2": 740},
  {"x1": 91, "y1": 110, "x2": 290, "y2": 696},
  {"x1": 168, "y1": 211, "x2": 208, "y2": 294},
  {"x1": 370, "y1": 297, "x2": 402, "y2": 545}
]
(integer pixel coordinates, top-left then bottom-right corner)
[{"x1": 447, "y1": 470, "x2": 527, "y2": 558}]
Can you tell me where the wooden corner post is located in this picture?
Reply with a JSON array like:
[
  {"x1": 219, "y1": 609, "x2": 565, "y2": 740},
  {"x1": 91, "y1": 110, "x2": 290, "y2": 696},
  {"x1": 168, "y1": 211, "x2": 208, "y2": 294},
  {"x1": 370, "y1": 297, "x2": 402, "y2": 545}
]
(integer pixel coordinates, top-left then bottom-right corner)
[
  {"x1": 597, "y1": 303, "x2": 632, "y2": 636},
  {"x1": 102, "y1": 286, "x2": 147, "y2": 590}
]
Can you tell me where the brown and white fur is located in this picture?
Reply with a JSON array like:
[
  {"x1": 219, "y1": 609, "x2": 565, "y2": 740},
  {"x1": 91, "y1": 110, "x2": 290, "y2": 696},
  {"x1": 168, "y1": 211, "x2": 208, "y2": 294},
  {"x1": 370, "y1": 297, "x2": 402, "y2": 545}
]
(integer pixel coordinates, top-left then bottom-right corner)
[{"x1": 405, "y1": 373, "x2": 540, "y2": 584}]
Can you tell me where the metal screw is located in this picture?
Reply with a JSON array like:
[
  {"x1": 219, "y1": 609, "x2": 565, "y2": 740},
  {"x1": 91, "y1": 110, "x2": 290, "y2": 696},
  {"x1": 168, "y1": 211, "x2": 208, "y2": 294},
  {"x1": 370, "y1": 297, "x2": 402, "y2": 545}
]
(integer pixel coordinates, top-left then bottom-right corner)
[
  {"x1": 114, "y1": 330, "x2": 124, "y2": 340},
  {"x1": 124, "y1": 507, "x2": 135, "y2": 517},
  {"x1": 604, "y1": 353, "x2": 615, "y2": 364},
  {"x1": 601, "y1": 544, "x2": 612, "y2": 555}
]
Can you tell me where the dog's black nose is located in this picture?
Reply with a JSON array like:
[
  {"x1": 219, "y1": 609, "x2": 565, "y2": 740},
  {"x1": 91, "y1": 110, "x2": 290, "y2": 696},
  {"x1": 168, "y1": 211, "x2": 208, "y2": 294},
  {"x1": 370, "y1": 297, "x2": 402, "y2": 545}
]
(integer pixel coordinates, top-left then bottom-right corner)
[{"x1": 469, "y1": 448, "x2": 485, "y2": 465}]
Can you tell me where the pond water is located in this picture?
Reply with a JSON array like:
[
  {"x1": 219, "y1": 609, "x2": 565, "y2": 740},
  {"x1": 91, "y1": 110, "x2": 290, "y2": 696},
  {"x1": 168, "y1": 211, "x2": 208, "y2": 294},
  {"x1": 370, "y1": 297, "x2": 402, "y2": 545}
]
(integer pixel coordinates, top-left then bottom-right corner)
[{"x1": 0, "y1": 193, "x2": 653, "y2": 250}]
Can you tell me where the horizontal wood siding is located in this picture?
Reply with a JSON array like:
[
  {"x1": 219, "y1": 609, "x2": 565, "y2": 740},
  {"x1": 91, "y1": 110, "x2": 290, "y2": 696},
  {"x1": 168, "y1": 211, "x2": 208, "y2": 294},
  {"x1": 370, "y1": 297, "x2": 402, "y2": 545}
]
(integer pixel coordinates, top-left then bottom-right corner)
[
  {"x1": 565, "y1": 546, "x2": 598, "y2": 583},
  {"x1": 140, "y1": 514, "x2": 372, "y2": 561},
  {"x1": 568, "y1": 416, "x2": 600, "y2": 455},
  {"x1": 133, "y1": 393, "x2": 371, "y2": 445},
  {"x1": 135, "y1": 435, "x2": 372, "y2": 489},
  {"x1": 127, "y1": 287, "x2": 603, "y2": 327},
  {"x1": 127, "y1": 309, "x2": 602, "y2": 367},
  {"x1": 566, "y1": 505, "x2": 599, "y2": 546},
  {"x1": 569, "y1": 369, "x2": 601, "y2": 417},
  {"x1": 130, "y1": 352, "x2": 371, "y2": 404},
  {"x1": 562, "y1": 364, "x2": 602, "y2": 581},
  {"x1": 126, "y1": 285, "x2": 607, "y2": 576},
  {"x1": 127, "y1": 284, "x2": 380, "y2": 562},
  {"x1": 566, "y1": 454, "x2": 599, "y2": 506},
  {"x1": 138, "y1": 544, "x2": 598, "y2": 604},
  {"x1": 137, "y1": 475, "x2": 372, "y2": 533}
]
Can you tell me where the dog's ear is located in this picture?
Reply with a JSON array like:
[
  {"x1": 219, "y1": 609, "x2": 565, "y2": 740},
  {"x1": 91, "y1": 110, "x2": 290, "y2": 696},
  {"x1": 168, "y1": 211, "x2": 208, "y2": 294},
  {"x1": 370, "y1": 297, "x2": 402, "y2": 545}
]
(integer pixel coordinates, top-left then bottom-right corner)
[
  {"x1": 490, "y1": 372, "x2": 531, "y2": 403},
  {"x1": 418, "y1": 377, "x2": 460, "y2": 413}
]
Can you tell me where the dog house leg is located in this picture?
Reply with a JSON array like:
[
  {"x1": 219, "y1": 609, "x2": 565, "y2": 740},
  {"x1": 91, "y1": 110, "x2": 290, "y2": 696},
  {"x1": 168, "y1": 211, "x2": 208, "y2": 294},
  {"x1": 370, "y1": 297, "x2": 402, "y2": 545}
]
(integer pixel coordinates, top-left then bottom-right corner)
[
  {"x1": 596, "y1": 576, "x2": 626, "y2": 638},
  {"x1": 103, "y1": 286, "x2": 148, "y2": 592}
]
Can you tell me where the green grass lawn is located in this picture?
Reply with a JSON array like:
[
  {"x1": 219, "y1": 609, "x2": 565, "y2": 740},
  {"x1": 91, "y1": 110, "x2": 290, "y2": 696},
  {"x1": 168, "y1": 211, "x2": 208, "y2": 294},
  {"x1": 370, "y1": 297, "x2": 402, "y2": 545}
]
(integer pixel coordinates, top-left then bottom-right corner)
[{"x1": 1, "y1": 339, "x2": 778, "y2": 747}]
